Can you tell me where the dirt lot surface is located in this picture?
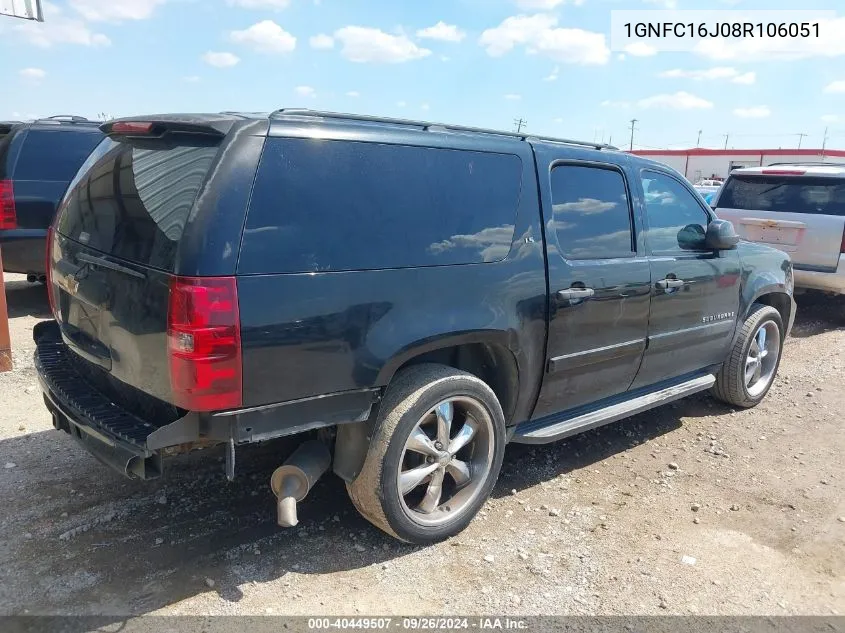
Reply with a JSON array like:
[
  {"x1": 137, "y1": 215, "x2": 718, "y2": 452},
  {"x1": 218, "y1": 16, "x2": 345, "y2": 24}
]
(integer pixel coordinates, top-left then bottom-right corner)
[{"x1": 1, "y1": 272, "x2": 843, "y2": 617}]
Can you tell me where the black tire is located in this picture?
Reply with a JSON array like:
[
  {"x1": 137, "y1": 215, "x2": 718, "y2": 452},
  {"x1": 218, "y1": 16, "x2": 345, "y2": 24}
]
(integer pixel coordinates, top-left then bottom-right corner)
[
  {"x1": 712, "y1": 303, "x2": 784, "y2": 408},
  {"x1": 346, "y1": 364, "x2": 506, "y2": 544}
]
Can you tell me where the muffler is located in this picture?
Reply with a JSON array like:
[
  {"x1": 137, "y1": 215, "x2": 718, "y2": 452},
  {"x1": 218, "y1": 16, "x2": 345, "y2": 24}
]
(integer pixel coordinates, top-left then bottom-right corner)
[{"x1": 270, "y1": 440, "x2": 331, "y2": 528}]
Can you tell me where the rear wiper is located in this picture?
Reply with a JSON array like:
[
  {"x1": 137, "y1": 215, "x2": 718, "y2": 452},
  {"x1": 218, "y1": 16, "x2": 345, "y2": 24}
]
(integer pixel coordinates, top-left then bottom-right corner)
[{"x1": 76, "y1": 252, "x2": 146, "y2": 279}]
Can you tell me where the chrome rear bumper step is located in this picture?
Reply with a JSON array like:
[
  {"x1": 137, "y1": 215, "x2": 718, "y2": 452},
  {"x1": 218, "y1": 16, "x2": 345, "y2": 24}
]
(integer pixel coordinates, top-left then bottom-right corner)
[{"x1": 513, "y1": 374, "x2": 715, "y2": 444}]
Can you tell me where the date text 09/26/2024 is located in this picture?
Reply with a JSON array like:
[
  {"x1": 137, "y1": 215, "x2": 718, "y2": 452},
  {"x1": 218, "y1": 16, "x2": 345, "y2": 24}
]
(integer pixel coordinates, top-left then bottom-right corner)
[{"x1": 307, "y1": 618, "x2": 529, "y2": 630}]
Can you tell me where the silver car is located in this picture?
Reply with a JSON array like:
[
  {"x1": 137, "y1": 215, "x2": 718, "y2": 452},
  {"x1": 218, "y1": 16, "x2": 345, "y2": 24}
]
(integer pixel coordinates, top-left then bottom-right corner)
[{"x1": 713, "y1": 163, "x2": 845, "y2": 294}]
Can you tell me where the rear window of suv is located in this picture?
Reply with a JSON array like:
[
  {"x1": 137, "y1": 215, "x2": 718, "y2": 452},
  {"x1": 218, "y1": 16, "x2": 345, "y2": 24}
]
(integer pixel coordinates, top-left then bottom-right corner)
[
  {"x1": 238, "y1": 137, "x2": 523, "y2": 273},
  {"x1": 57, "y1": 138, "x2": 219, "y2": 271},
  {"x1": 14, "y1": 130, "x2": 102, "y2": 182},
  {"x1": 717, "y1": 174, "x2": 845, "y2": 216}
]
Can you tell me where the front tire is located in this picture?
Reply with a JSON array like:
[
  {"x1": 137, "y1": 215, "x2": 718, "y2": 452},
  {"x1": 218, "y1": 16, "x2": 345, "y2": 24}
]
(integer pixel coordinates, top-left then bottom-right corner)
[
  {"x1": 347, "y1": 364, "x2": 506, "y2": 544},
  {"x1": 712, "y1": 304, "x2": 784, "y2": 408}
]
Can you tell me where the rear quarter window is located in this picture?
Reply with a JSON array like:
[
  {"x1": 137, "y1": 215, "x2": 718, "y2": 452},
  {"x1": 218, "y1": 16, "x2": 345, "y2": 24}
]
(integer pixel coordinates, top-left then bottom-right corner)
[
  {"x1": 238, "y1": 137, "x2": 523, "y2": 273},
  {"x1": 718, "y1": 175, "x2": 845, "y2": 216},
  {"x1": 13, "y1": 130, "x2": 102, "y2": 182}
]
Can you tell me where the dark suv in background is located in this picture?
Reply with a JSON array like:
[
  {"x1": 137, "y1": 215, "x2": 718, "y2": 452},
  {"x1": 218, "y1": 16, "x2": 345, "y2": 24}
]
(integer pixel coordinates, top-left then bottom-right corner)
[
  {"x1": 0, "y1": 116, "x2": 103, "y2": 278},
  {"x1": 34, "y1": 110, "x2": 794, "y2": 544}
]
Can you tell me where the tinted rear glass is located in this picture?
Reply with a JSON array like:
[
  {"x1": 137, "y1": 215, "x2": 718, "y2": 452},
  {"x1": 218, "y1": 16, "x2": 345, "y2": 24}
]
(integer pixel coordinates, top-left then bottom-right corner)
[
  {"x1": 57, "y1": 139, "x2": 219, "y2": 271},
  {"x1": 14, "y1": 130, "x2": 102, "y2": 182},
  {"x1": 239, "y1": 137, "x2": 523, "y2": 273},
  {"x1": 718, "y1": 175, "x2": 845, "y2": 216}
]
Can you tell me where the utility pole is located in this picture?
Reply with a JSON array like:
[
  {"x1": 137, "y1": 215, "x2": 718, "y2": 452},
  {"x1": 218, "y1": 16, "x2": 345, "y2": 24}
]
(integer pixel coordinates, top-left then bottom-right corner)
[
  {"x1": 513, "y1": 118, "x2": 527, "y2": 134},
  {"x1": 723, "y1": 134, "x2": 730, "y2": 150},
  {"x1": 822, "y1": 127, "x2": 829, "y2": 159},
  {"x1": 697, "y1": 129, "x2": 703, "y2": 147},
  {"x1": 629, "y1": 119, "x2": 638, "y2": 151},
  {"x1": 797, "y1": 132, "x2": 807, "y2": 150}
]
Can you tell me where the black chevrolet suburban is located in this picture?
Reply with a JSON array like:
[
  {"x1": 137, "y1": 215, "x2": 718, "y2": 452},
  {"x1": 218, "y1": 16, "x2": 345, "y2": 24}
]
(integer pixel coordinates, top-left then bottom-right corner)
[
  {"x1": 34, "y1": 110, "x2": 795, "y2": 544},
  {"x1": 0, "y1": 116, "x2": 103, "y2": 277}
]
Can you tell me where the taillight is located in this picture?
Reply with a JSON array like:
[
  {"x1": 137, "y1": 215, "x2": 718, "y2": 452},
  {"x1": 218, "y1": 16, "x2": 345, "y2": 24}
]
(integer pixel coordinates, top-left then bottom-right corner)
[
  {"x1": 0, "y1": 180, "x2": 17, "y2": 229},
  {"x1": 167, "y1": 276, "x2": 242, "y2": 411},
  {"x1": 46, "y1": 227, "x2": 57, "y2": 318}
]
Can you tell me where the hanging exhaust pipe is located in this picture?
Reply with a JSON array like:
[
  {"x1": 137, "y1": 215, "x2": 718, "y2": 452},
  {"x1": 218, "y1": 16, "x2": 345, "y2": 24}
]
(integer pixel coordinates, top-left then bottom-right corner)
[{"x1": 270, "y1": 440, "x2": 331, "y2": 528}]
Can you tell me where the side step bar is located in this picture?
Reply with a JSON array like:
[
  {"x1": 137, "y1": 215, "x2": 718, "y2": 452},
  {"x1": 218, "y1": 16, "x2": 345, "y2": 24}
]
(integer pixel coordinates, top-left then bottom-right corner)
[{"x1": 513, "y1": 374, "x2": 715, "y2": 445}]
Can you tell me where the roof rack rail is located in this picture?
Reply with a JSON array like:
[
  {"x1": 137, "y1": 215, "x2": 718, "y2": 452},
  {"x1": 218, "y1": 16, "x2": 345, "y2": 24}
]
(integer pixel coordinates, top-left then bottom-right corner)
[
  {"x1": 269, "y1": 108, "x2": 616, "y2": 151},
  {"x1": 35, "y1": 115, "x2": 92, "y2": 124}
]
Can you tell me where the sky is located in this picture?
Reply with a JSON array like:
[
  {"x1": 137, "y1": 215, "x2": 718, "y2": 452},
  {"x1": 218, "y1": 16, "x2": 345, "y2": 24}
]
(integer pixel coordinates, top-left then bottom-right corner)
[{"x1": 2, "y1": 0, "x2": 845, "y2": 150}]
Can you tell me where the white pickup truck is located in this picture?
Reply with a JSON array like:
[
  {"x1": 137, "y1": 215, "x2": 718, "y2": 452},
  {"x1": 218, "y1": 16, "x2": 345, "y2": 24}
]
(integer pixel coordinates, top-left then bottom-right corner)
[{"x1": 713, "y1": 163, "x2": 845, "y2": 294}]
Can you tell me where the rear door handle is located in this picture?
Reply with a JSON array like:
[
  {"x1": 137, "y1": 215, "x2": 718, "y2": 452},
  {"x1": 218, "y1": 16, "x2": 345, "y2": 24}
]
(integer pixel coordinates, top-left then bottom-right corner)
[
  {"x1": 557, "y1": 288, "x2": 595, "y2": 303},
  {"x1": 656, "y1": 279, "x2": 685, "y2": 290}
]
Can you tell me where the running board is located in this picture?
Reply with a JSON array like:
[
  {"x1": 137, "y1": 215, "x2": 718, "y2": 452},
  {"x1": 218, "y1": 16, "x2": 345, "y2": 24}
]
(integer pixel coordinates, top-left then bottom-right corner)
[{"x1": 513, "y1": 374, "x2": 716, "y2": 444}]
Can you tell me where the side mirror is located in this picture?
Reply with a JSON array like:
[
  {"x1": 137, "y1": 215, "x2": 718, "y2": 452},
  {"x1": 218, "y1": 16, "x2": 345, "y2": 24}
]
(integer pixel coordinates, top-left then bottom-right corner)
[{"x1": 705, "y1": 219, "x2": 740, "y2": 250}]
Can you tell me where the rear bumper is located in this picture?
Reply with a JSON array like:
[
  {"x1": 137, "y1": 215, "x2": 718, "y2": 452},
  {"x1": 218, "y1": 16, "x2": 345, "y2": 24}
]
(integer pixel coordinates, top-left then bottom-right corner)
[
  {"x1": 0, "y1": 229, "x2": 47, "y2": 274},
  {"x1": 33, "y1": 320, "x2": 219, "y2": 480},
  {"x1": 794, "y1": 255, "x2": 845, "y2": 294}
]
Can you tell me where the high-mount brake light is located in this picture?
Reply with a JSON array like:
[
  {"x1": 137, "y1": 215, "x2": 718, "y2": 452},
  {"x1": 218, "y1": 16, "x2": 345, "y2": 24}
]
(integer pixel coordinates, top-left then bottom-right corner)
[{"x1": 111, "y1": 121, "x2": 154, "y2": 135}]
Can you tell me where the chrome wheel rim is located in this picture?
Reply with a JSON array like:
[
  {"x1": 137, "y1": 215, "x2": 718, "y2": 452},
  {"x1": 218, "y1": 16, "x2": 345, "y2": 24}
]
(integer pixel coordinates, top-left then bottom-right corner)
[
  {"x1": 397, "y1": 396, "x2": 495, "y2": 527},
  {"x1": 745, "y1": 320, "x2": 780, "y2": 397}
]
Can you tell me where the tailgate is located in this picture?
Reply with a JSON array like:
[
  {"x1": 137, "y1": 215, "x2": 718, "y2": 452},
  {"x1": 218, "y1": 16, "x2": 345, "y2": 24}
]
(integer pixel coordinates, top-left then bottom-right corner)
[
  {"x1": 715, "y1": 174, "x2": 845, "y2": 270},
  {"x1": 50, "y1": 133, "x2": 221, "y2": 407}
]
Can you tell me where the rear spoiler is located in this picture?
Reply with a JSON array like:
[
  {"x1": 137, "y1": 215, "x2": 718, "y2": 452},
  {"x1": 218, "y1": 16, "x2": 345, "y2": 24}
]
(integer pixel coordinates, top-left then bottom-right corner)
[{"x1": 100, "y1": 115, "x2": 238, "y2": 141}]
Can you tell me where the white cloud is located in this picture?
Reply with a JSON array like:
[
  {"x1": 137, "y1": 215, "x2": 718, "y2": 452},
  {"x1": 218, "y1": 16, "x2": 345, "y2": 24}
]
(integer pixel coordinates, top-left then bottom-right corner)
[
  {"x1": 660, "y1": 67, "x2": 750, "y2": 81},
  {"x1": 295, "y1": 85, "x2": 316, "y2": 98},
  {"x1": 346, "y1": 90, "x2": 360, "y2": 97},
  {"x1": 396, "y1": 100, "x2": 407, "y2": 107},
  {"x1": 416, "y1": 22, "x2": 466, "y2": 42},
  {"x1": 226, "y1": 0, "x2": 290, "y2": 9},
  {"x1": 821, "y1": 114, "x2": 840, "y2": 124},
  {"x1": 643, "y1": 0, "x2": 677, "y2": 7},
  {"x1": 421, "y1": 103, "x2": 430, "y2": 111},
  {"x1": 202, "y1": 51, "x2": 241, "y2": 68},
  {"x1": 334, "y1": 26, "x2": 431, "y2": 63},
  {"x1": 19, "y1": 67, "x2": 46, "y2": 81},
  {"x1": 514, "y1": 0, "x2": 581, "y2": 7},
  {"x1": 309, "y1": 33, "x2": 334, "y2": 49},
  {"x1": 480, "y1": 14, "x2": 609, "y2": 65},
  {"x1": 505, "y1": 94, "x2": 522, "y2": 100},
  {"x1": 695, "y1": 17, "x2": 845, "y2": 61},
  {"x1": 624, "y1": 42, "x2": 657, "y2": 57},
  {"x1": 638, "y1": 91, "x2": 713, "y2": 110},
  {"x1": 544, "y1": 66, "x2": 559, "y2": 81},
  {"x1": 824, "y1": 80, "x2": 845, "y2": 94},
  {"x1": 13, "y1": 3, "x2": 110, "y2": 47},
  {"x1": 183, "y1": 75, "x2": 201, "y2": 83},
  {"x1": 69, "y1": 0, "x2": 165, "y2": 22},
  {"x1": 230, "y1": 21, "x2": 296, "y2": 54},
  {"x1": 480, "y1": 14, "x2": 557, "y2": 57},
  {"x1": 601, "y1": 99, "x2": 632, "y2": 109},
  {"x1": 732, "y1": 72, "x2": 756, "y2": 85},
  {"x1": 733, "y1": 106, "x2": 771, "y2": 118}
]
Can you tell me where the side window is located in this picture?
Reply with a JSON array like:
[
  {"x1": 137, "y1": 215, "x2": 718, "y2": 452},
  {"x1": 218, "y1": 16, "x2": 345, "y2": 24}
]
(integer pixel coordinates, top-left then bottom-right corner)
[
  {"x1": 641, "y1": 170, "x2": 711, "y2": 253},
  {"x1": 14, "y1": 130, "x2": 102, "y2": 182},
  {"x1": 550, "y1": 164, "x2": 634, "y2": 260},
  {"x1": 239, "y1": 138, "x2": 523, "y2": 273}
]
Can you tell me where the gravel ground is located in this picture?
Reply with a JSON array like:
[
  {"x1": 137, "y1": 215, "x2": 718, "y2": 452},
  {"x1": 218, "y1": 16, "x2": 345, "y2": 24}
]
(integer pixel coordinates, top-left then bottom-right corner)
[{"x1": 0, "y1": 272, "x2": 843, "y2": 616}]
